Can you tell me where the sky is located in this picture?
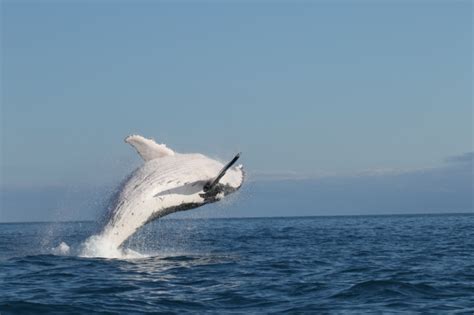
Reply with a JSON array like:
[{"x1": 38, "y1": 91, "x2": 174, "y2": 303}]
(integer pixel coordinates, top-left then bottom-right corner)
[{"x1": 1, "y1": 1, "x2": 472, "y2": 221}]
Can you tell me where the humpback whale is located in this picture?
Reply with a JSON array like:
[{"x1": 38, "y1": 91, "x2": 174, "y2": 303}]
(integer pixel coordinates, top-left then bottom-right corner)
[{"x1": 83, "y1": 135, "x2": 244, "y2": 254}]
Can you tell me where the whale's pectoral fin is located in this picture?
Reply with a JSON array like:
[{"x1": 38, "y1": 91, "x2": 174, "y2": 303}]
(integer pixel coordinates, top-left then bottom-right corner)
[
  {"x1": 204, "y1": 153, "x2": 241, "y2": 192},
  {"x1": 125, "y1": 135, "x2": 175, "y2": 161}
]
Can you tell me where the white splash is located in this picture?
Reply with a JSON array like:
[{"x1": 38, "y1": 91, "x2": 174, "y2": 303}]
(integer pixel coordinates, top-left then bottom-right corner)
[
  {"x1": 52, "y1": 242, "x2": 70, "y2": 255},
  {"x1": 78, "y1": 235, "x2": 146, "y2": 259}
]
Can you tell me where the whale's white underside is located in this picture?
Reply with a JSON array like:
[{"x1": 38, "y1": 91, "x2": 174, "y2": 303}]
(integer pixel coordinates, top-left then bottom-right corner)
[{"x1": 86, "y1": 135, "x2": 244, "y2": 252}]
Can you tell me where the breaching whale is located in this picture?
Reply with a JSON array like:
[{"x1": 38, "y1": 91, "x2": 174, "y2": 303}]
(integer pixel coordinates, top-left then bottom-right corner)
[{"x1": 84, "y1": 135, "x2": 244, "y2": 254}]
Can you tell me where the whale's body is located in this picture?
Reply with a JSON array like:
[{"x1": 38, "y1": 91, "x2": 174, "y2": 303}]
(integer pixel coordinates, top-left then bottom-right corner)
[{"x1": 88, "y1": 135, "x2": 244, "y2": 252}]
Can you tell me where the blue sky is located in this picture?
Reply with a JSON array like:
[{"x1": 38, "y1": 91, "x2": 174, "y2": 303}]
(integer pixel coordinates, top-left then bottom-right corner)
[{"x1": 1, "y1": 1, "x2": 472, "y2": 221}]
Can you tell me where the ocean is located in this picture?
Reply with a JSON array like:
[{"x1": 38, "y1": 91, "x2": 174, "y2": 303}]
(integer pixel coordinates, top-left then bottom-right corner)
[{"x1": 0, "y1": 214, "x2": 473, "y2": 314}]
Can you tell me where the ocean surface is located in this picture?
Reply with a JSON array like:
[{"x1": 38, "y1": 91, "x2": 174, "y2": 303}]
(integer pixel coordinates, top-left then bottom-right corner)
[{"x1": 0, "y1": 213, "x2": 473, "y2": 314}]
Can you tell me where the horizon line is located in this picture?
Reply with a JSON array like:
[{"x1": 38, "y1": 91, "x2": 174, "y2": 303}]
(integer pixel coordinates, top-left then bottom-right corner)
[{"x1": 1, "y1": 211, "x2": 472, "y2": 224}]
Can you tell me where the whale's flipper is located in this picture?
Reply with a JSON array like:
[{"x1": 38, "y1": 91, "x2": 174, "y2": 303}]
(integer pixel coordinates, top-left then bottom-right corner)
[
  {"x1": 125, "y1": 135, "x2": 175, "y2": 161},
  {"x1": 204, "y1": 153, "x2": 241, "y2": 192}
]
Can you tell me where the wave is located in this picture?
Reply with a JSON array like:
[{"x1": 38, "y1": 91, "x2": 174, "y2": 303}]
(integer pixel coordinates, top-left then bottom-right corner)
[{"x1": 332, "y1": 279, "x2": 441, "y2": 299}]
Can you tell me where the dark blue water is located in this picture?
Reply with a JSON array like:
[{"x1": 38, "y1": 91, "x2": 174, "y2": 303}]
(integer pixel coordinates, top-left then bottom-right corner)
[{"x1": 1, "y1": 214, "x2": 473, "y2": 314}]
